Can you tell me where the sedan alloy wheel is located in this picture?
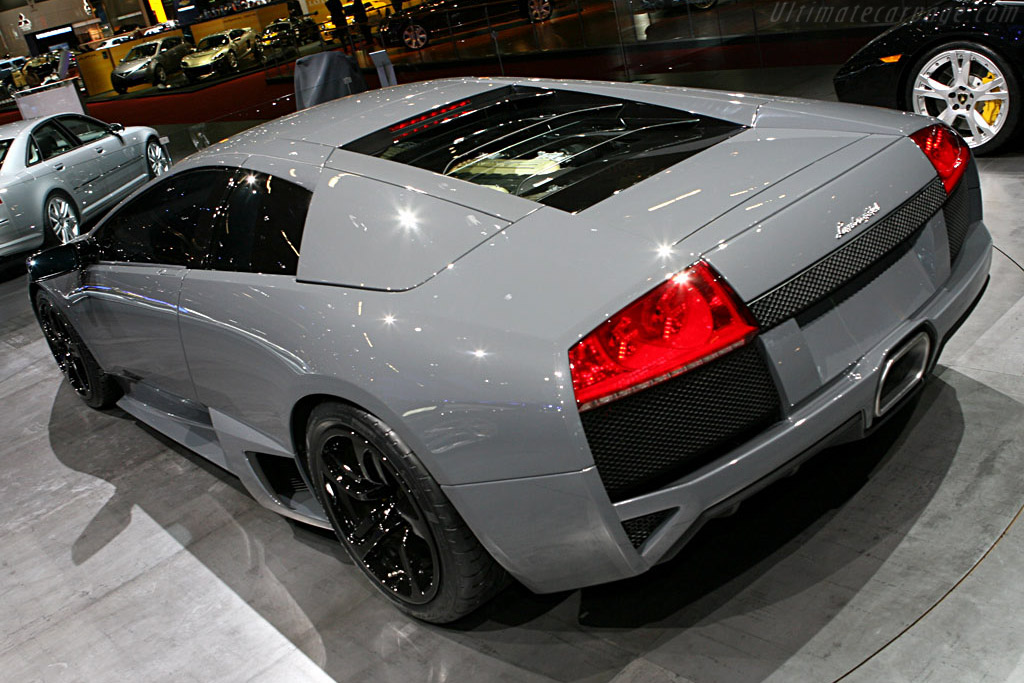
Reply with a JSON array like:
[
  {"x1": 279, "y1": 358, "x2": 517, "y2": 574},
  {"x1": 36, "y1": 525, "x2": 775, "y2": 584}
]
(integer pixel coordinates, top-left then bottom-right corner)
[
  {"x1": 146, "y1": 140, "x2": 170, "y2": 178},
  {"x1": 45, "y1": 194, "x2": 79, "y2": 244}
]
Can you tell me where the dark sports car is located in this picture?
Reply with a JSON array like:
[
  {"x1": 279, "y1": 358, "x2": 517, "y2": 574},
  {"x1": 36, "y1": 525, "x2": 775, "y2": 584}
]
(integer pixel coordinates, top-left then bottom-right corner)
[
  {"x1": 834, "y1": 0, "x2": 1021, "y2": 154},
  {"x1": 29, "y1": 78, "x2": 991, "y2": 623},
  {"x1": 380, "y1": 0, "x2": 552, "y2": 49}
]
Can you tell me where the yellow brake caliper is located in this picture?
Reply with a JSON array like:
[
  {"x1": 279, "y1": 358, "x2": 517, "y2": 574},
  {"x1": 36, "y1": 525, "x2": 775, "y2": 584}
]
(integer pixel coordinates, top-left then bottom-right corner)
[{"x1": 980, "y1": 72, "x2": 1002, "y2": 125}]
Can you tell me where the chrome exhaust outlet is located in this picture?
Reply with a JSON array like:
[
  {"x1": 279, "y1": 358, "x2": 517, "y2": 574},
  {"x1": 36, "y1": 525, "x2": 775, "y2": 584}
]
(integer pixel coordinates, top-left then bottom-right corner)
[{"x1": 875, "y1": 331, "x2": 931, "y2": 418}]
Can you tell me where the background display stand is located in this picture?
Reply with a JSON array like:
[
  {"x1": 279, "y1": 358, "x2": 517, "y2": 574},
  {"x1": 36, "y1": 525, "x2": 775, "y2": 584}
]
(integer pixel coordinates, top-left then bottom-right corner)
[
  {"x1": 14, "y1": 79, "x2": 85, "y2": 119},
  {"x1": 369, "y1": 50, "x2": 397, "y2": 87}
]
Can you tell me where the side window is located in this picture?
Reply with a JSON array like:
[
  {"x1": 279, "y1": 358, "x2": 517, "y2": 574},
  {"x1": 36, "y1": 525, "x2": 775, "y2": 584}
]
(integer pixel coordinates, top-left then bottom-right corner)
[
  {"x1": 30, "y1": 122, "x2": 76, "y2": 162},
  {"x1": 229, "y1": 29, "x2": 244, "y2": 39},
  {"x1": 95, "y1": 168, "x2": 235, "y2": 266},
  {"x1": 26, "y1": 138, "x2": 40, "y2": 165},
  {"x1": 56, "y1": 115, "x2": 108, "y2": 144},
  {"x1": 206, "y1": 171, "x2": 311, "y2": 275}
]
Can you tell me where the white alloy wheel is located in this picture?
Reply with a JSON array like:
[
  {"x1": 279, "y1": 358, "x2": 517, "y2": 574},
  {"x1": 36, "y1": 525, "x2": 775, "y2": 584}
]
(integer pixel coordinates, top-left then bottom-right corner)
[
  {"x1": 146, "y1": 140, "x2": 170, "y2": 178},
  {"x1": 911, "y1": 47, "x2": 1012, "y2": 152},
  {"x1": 46, "y1": 195, "x2": 79, "y2": 244}
]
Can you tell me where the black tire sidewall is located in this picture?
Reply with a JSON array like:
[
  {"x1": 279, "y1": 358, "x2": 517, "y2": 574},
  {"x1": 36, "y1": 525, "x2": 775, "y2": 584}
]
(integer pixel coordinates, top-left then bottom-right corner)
[
  {"x1": 306, "y1": 402, "x2": 494, "y2": 622},
  {"x1": 35, "y1": 290, "x2": 120, "y2": 409},
  {"x1": 904, "y1": 41, "x2": 1020, "y2": 155}
]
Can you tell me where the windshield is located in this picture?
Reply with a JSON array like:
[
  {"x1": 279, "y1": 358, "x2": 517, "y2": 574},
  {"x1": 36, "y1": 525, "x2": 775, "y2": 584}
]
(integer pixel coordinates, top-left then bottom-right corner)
[
  {"x1": 125, "y1": 43, "x2": 158, "y2": 60},
  {"x1": 0, "y1": 139, "x2": 11, "y2": 169},
  {"x1": 198, "y1": 35, "x2": 228, "y2": 49},
  {"x1": 266, "y1": 22, "x2": 289, "y2": 31}
]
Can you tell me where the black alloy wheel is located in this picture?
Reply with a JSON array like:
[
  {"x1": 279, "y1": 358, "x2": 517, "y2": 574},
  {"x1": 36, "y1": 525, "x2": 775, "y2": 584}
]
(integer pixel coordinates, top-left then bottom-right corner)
[
  {"x1": 36, "y1": 291, "x2": 121, "y2": 409},
  {"x1": 306, "y1": 402, "x2": 506, "y2": 622}
]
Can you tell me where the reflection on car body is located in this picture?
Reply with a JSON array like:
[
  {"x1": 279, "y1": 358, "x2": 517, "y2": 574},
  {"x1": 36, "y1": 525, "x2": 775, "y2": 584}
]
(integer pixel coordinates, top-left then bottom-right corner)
[
  {"x1": 29, "y1": 78, "x2": 991, "y2": 625},
  {"x1": 110, "y1": 35, "x2": 192, "y2": 94},
  {"x1": 379, "y1": 0, "x2": 553, "y2": 49},
  {"x1": 0, "y1": 113, "x2": 169, "y2": 257},
  {"x1": 181, "y1": 28, "x2": 260, "y2": 82}
]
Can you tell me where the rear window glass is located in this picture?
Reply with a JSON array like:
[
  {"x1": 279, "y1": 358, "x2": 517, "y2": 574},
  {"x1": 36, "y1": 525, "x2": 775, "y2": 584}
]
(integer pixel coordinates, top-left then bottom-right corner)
[
  {"x1": 343, "y1": 85, "x2": 745, "y2": 212},
  {"x1": 0, "y1": 139, "x2": 10, "y2": 168}
]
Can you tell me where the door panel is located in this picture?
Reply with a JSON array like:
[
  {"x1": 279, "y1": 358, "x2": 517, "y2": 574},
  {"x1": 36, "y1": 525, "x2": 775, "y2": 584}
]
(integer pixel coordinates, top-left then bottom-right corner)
[
  {"x1": 71, "y1": 167, "x2": 237, "y2": 398},
  {"x1": 71, "y1": 263, "x2": 196, "y2": 398}
]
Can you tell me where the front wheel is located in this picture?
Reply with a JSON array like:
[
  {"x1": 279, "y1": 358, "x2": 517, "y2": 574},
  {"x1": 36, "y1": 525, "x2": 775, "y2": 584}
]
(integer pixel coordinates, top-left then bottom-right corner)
[
  {"x1": 145, "y1": 138, "x2": 170, "y2": 179},
  {"x1": 402, "y1": 23, "x2": 429, "y2": 50},
  {"x1": 225, "y1": 52, "x2": 238, "y2": 72},
  {"x1": 906, "y1": 42, "x2": 1019, "y2": 155},
  {"x1": 152, "y1": 64, "x2": 167, "y2": 86},
  {"x1": 44, "y1": 193, "x2": 80, "y2": 245},
  {"x1": 306, "y1": 402, "x2": 506, "y2": 623},
  {"x1": 36, "y1": 290, "x2": 121, "y2": 409}
]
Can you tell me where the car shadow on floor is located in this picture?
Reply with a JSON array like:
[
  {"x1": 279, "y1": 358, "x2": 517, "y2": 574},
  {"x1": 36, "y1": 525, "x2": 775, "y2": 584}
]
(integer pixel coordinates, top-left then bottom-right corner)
[{"x1": 44, "y1": 367, "x2": 1024, "y2": 682}]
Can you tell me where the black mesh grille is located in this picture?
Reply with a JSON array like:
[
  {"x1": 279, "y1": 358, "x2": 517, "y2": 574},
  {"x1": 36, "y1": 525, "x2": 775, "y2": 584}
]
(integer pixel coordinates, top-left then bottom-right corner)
[
  {"x1": 944, "y1": 180, "x2": 970, "y2": 264},
  {"x1": 622, "y1": 510, "x2": 675, "y2": 549},
  {"x1": 581, "y1": 345, "x2": 781, "y2": 502},
  {"x1": 748, "y1": 178, "x2": 947, "y2": 330}
]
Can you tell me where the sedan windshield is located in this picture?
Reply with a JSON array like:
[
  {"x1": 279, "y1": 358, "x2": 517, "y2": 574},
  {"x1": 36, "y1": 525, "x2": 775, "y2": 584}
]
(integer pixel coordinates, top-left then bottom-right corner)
[
  {"x1": 198, "y1": 35, "x2": 229, "y2": 49},
  {"x1": 124, "y1": 43, "x2": 158, "y2": 61}
]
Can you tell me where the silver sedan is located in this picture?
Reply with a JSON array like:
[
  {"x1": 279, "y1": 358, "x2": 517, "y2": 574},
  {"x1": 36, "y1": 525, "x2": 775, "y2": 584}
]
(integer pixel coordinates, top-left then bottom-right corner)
[{"x1": 0, "y1": 113, "x2": 169, "y2": 258}]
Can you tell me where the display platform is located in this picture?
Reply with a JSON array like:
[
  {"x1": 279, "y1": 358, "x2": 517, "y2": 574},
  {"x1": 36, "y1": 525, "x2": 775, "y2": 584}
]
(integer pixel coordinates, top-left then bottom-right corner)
[{"x1": 3, "y1": 68, "x2": 1024, "y2": 681}]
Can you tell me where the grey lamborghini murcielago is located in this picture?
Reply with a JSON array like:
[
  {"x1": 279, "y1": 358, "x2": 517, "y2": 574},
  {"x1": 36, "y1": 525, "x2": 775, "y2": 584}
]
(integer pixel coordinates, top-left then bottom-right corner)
[{"x1": 28, "y1": 78, "x2": 991, "y2": 622}]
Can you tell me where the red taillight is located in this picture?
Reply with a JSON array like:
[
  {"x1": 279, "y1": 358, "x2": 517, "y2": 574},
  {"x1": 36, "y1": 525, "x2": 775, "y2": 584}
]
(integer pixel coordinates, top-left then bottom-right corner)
[
  {"x1": 569, "y1": 261, "x2": 758, "y2": 410},
  {"x1": 910, "y1": 124, "x2": 968, "y2": 193}
]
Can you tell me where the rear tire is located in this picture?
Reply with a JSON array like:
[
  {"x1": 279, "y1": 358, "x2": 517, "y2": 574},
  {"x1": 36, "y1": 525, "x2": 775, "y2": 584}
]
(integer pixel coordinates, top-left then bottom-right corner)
[
  {"x1": 145, "y1": 138, "x2": 170, "y2": 179},
  {"x1": 36, "y1": 290, "x2": 121, "y2": 409},
  {"x1": 306, "y1": 402, "x2": 507, "y2": 623},
  {"x1": 43, "y1": 192, "x2": 80, "y2": 246}
]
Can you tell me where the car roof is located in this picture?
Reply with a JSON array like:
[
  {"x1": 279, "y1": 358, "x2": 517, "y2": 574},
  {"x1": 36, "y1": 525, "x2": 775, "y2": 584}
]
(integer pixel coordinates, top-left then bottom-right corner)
[
  {"x1": 0, "y1": 117, "x2": 44, "y2": 139},
  {"x1": 190, "y1": 77, "x2": 765, "y2": 159}
]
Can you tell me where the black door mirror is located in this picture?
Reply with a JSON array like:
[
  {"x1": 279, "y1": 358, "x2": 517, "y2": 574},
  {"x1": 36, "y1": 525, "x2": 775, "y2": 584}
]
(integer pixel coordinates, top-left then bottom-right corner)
[
  {"x1": 108, "y1": 122, "x2": 125, "y2": 135},
  {"x1": 27, "y1": 238, "x2": 97, "y2": 281}
]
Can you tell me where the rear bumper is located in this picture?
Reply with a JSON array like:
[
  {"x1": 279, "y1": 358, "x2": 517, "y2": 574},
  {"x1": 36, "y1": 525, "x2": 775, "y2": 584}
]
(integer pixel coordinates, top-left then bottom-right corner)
[{"x1": 444, "y1": 215, "x2": 992, "y2": 593}]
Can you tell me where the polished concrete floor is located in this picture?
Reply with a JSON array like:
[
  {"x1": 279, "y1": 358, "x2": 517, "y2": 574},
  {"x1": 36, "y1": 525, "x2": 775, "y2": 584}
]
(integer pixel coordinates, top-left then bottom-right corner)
[{"x1": 5, "y1": 71, "x2": 1024, "y2": 682}]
